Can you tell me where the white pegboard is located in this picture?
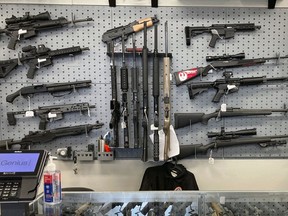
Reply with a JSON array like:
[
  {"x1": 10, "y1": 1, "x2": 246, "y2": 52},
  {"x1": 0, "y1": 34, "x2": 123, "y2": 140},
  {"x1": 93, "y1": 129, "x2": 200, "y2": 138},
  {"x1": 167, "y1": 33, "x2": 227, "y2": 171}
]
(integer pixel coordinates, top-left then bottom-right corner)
[{"x1": 0, "y1": 5, "x2": 287, "y2": 159}]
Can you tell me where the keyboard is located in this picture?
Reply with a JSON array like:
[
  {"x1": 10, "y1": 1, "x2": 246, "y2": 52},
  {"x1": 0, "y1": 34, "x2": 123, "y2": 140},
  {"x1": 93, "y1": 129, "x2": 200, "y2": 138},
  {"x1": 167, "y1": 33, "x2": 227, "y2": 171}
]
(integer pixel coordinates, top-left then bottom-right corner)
[{"x1": 0, "y1": 179, "x2": 21, "y2": 201}]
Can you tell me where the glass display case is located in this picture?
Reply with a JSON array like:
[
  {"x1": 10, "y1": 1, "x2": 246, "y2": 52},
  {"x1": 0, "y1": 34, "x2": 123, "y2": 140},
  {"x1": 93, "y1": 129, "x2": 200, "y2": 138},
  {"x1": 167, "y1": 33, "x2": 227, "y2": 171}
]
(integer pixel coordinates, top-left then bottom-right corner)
[{"x1": 27, "y1": 191, "x2": 288, "y2": 216}]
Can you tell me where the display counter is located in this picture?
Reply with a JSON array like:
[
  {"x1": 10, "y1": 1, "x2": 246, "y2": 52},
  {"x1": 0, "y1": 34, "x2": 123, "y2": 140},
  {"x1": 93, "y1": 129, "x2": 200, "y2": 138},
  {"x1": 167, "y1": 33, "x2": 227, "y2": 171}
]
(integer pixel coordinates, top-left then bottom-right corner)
[{"x1": 27, "y1": 191, "x2": 288, "y2": 215}]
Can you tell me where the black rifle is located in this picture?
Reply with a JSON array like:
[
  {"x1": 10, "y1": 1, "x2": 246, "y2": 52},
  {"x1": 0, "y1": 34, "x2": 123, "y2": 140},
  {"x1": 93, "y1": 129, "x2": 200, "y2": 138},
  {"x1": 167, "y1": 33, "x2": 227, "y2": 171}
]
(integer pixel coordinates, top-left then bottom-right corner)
[
  {"x1": 102, "y1": 16, "x2": 159, "y2": 45},
  {"x1": 0, "y1": 123, "x2": 104, "y2": 149},
  {"x1": 109, "y1": 41, "x2": 121, "y2": 147},
  {"x1": 207, "y1": 127, "x2": 257, "y2": 140},
  {"x1": 185, "y1": 23, "x2": 261, "y2": 47},
  {"x1": 6, "y1": 80, "x2": 91, "y2": 103},
  {"x1": 177, "y1": 134, "x2": 288, "y2": 160},
  {"x1": 174, "y1": 107, "x2": 288, "y2": 129},
  {"x1": 0, "y1": 11, "x2": 93, "y2": 50},
  {"x1": 142, "y1": 22, "x2": 149, "y2": 162},
  {"x1": 174, "y1": 54, "x2": 288, "y2": 86},
  {"x1": 152, "y1": 23, "x2": 160, "y2": 161},
  {"x1": 120, "y1": 36, "x2": 130, "y2": 148},
  {"x1": 187, "y1": 71, "x2": 288, "y2": 102},
  {"x1": 131, "y1": 34, "x2": 140, "y2": 149},
  {"x1": 0, "y1": 44, "x2": 89, "y2": 79},
  {"x1": 7, "y1": 102, "x2": 95, "y2": 130}
]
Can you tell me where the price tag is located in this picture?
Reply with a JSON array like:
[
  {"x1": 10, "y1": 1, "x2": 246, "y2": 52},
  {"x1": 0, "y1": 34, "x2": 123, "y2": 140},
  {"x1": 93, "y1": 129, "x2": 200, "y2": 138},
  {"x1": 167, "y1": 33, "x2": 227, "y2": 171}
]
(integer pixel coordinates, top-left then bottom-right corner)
[
  {"x1": 150, "y1": 124, "x2": 158, "y2": 131},
  {"x1": 220, "y1": 196, "x2": 226, "y2": 204},
  {"x1": 221, "y1": 103, "x2": 227, "y2": 112},
  {"x1": 208, "y1": 150, "x2": 214, "y2": 165},
  {"x1": 25, "y1": 111, "x2": 34, "y2": 117},
  {"x1": 48, "y1": 112, "x2": 57, "y2": 118},
  {"x1": 121, "y1": 122, "x2": 126, "y2": 129},
  {"x1": 38, "y1": 58, "x2": 46, "y2": 63},
  {"x1": 18, "y1": 29, "x2": 27, "y2": 35}
]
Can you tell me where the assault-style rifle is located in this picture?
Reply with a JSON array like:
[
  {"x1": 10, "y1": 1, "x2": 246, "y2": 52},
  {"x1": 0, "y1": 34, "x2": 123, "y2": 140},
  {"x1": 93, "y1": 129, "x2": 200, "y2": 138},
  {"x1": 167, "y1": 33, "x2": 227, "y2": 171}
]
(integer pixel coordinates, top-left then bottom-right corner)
[
  {"x1": 0, "y1": 11, "x2": 93, "y2": 50},
  {"x1": 174, "y1": 54, "x2": 288, "y2": 86},
  {"x1": 102, "y1": 16, "x2": 159, "y2": 45},
  {"x1": 185, "y1": 23, "x2": 260, "y2": 47},
  {"x1": 0, "y1": 123, "x2": 104, "y2": 149},
  {"x1": 177, "y1": 133, "x2": 288, "y2": 160},
  {"x1": 187, "y1": 71, "x2": 288, "y2": 102},
  {"x1": 6, "y1": 80, "x2": 92, "y2": 103},
  {"x1": 0, "y1": 44, "x2": 89, "y2": 79},
  {"x1": 174, "y1": 106, "x2": 288, "y2": 129},
  {"x1": 7, "y1": 102, "x2": 95, "y2": 130}
]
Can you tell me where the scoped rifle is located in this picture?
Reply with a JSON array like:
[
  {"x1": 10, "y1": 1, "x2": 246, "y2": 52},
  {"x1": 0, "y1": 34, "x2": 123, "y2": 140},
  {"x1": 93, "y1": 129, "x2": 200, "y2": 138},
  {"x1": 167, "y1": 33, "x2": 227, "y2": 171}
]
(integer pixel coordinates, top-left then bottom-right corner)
[
  {"x1": 0, "y1": 11, "x2": 93, "y2": 50},
  {"x1": 177, "y1": 133, "x2": 288, "y2": 160},
  {"x1": 0, "y1": 123, "x2": 104, "y2": 149},
  {"x1": 174, "y1": 107, "x2": 288, "y2": 129},
  {"x1": 187, "y1": 71, "x2": 288, "y2": 103},
  {"x1": 6, "y1": 80, "x2": 92, "y2": 103},
  {"x1": 0, "y1": 44, "x2": 89, "y2": 79},
  {"x1": 163, "y1": 21, "x2": 171, "y2": 161},
  {"x1": 207, "y1": 127, "x2": 257, "y2": 140},
  {"x1": 185, "y1": 23, "x2": 260, "y2": 47},
  {"x1": 108, "y1": 41, "x2": 120, "y2": 147},
  {"x1": 7, "y1": 102, "x2": 95, "y2": 130},
  {"x1": 120, "y1": 36, "x2": 130, "y2": 148},
  {"x1": 174, "y1": 54, "x2": 288, "y2": 86},
  {"x1": 102, "y1": 16, "x2": 159, "y2": 45}
]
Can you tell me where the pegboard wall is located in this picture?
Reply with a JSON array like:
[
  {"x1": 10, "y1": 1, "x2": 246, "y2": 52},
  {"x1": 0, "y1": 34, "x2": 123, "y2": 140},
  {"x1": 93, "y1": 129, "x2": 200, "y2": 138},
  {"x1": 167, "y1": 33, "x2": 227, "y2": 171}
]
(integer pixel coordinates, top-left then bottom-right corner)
[{"x1": 0, "y1": 4, "x2": 287, "y2": 160}]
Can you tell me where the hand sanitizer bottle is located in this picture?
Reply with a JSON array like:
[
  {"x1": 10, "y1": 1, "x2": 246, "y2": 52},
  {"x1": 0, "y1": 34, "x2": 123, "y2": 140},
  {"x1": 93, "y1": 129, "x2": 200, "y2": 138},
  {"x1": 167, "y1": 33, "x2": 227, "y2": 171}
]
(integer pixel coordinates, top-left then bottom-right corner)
[{"x1": 43, "y1": 156, "x2": 62, "y2": 204}]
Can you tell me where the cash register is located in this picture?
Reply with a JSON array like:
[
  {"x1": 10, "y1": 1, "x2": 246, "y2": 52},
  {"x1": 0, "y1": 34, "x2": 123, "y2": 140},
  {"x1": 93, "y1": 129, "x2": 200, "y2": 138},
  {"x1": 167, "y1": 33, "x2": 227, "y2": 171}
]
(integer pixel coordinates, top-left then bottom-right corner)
[{"x1": 0, "y1": 150, "x2": 48, "y2": 215}]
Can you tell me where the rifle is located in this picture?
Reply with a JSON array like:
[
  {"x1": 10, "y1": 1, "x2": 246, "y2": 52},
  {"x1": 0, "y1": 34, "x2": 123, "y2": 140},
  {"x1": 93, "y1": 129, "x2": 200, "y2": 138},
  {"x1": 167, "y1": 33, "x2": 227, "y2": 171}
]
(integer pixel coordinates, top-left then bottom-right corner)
[
  {"x1": 102, "y1": 16, "x2": 159, "y2": 45},
  {"x1": 120, "y1": 36, "x2": 130, "y2": 148},
  {"x1": 163, "y1": 21, "x2": 171, "y2": 161},
  {"x1": 187, "y1": 71, "x2": 288, "y2": 103},
  {"x1": 174, "y1": 107, "x2": 288, "y2": 129},
  {"x1": 108, "y1": 41, "x2": 120, "y2": 147},
  {"x1": 7, "y1": 102, "x2": 95, "y2": 130},
  {"x1": 6, "y1": 80, "x2": 91, "y2": 103},
  {"x1": 207, "y1": 127, "x2": 257, "y2": 140},
  {"x1": 0, "y1": 123, "x2": 104, "y2": 149},
  {"x1": 0, "y1": 44, "x2": 89, "y2": 79},
  {"x1": 152, "y1": 23, "x2": 160, "y2": 161},
  {"x1": 131, "y1": 34, "x2": 140, "y2": 149},
  {"x1": 185, "y1": 23, "x2": 260, "y2": 47},
  {"x1": 0, "y1": 11, "x2": 93, "y2": 50},
  {"x1": 174, "y1": 54, "x2": 288, "y2": 86},
  {"x1": 177, "y1": 134, "x2": 288, "y2": 160},
  {"x1": 141, "y1": 21, "x2": 149, "y2": 162}
]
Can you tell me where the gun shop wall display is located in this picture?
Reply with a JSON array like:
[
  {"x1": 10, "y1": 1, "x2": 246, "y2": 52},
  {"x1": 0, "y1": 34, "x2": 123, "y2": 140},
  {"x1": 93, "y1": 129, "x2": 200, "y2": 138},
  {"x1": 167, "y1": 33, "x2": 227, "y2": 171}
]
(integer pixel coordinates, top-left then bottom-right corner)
[{"x1": 0, "y1": 4, "x2": 287, "y2": 160}]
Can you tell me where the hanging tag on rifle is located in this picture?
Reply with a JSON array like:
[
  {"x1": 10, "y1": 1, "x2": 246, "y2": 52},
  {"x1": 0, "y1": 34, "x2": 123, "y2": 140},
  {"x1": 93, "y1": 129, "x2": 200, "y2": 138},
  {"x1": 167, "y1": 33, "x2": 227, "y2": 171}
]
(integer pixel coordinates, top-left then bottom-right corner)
[
  {"x1": 121, "y1": 121, "x2": 126, "y2": 129},
  {"x1": 221, "y1": 103, "x2": 227, "y2": 112},
  {"x1": 48, "y1": 112, "x2": 57, "y2": 118},
  {"x1": 25, "y1": 111, "x2": 34, "y2": 117},
  {"x1": 25, "y1": 96, "x2": 34, "y2": 117},
  {"x1": 150, "y1": 124, "x2": 158, "y2": 130},
  {"x1": 208, "y1": 150, "x2": 214, "y2": 164}
]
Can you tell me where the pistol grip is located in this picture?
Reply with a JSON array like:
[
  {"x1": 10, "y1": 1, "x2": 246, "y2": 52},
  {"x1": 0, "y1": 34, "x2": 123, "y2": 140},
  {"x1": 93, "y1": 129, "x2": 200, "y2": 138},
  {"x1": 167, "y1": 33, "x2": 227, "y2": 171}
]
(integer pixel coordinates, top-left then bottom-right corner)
[
  {"x1": 26, "y1": 64, "x2": 38, "y2": 79},
  {"x1": 7, "y1": 112, "x2": 16, "y2": 125},
  {"x1": 7, "y1": 35, "x2": 18, "y2": 50},
  {"x1": 39, "y1": 119, "x2": 47, "y2": 130},
  {"x1": 212, "y1": 89, "x2": 226, "y2": 103},
  {"x1": 209, "y1": 34, "x2": 220, "y2": 48}
]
